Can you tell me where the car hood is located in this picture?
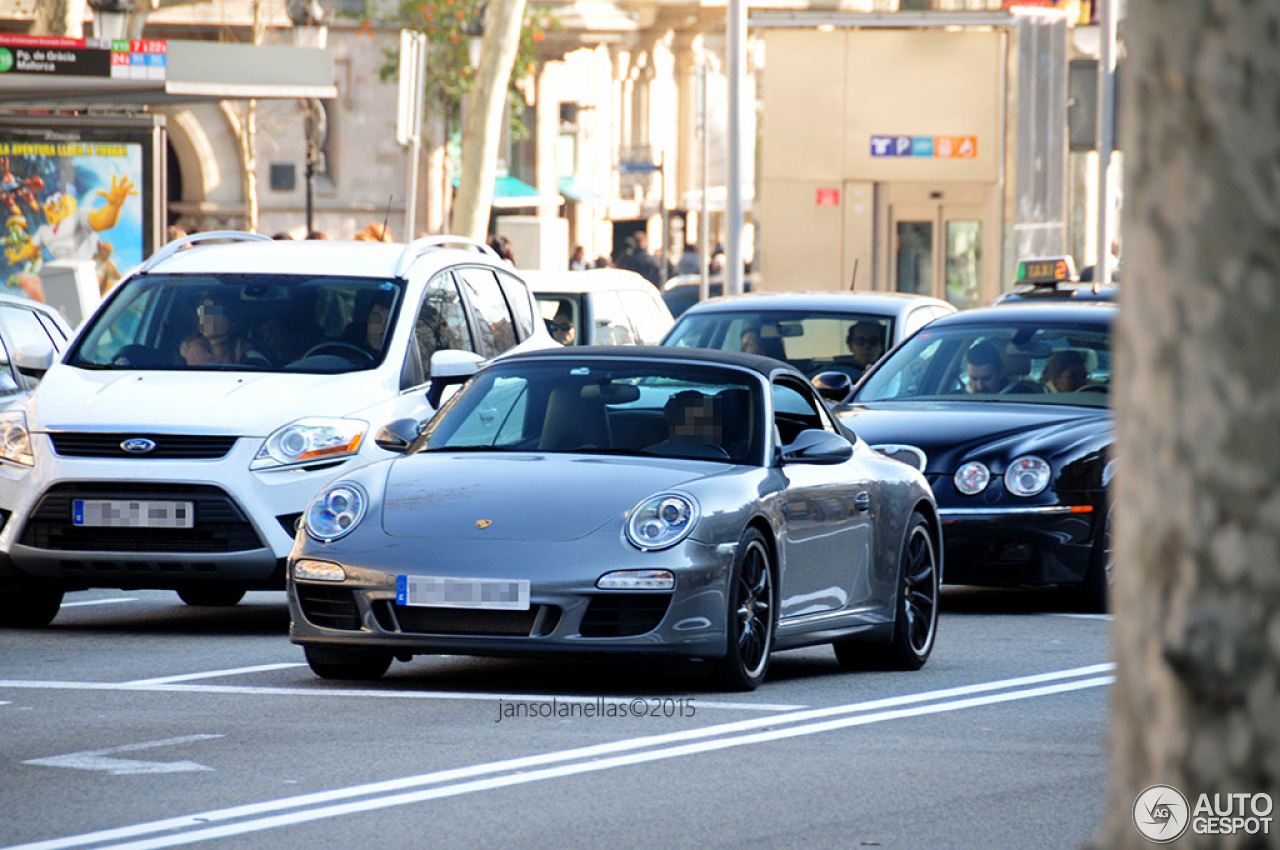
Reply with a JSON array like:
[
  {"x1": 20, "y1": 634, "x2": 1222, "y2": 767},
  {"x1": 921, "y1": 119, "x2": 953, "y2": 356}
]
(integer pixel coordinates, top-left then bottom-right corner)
[
  {"x1": 838, "y1": 401, "x2": 1111, "y2": 473},
  {"x1": 27, "y1": 366, "x2": 390, "y2": 435},
  {"x1": 379, "y1": 452, "x2": 720, "y2": 541}
]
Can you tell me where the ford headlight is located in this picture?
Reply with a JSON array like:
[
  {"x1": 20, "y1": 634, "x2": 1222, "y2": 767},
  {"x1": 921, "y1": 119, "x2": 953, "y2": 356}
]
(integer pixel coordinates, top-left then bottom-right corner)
[
  {"x1": 954, "y1": 461, "x2": 990, "y2": 495},
  {"x1": 304, "y1": 482, "x2": 367, "y2": 542},
  {"x1": 0, "y1": 411, "x2": 34, "y2": 467},
  {"x1": 626, "y1": 494, "x2": 698, "y2": 551},
  {"x1": 252, "y1": 417, "x2": 367, "y2": 470},
  {"x1": 1004, "y1": 456, "x2": 1051, "y2": 497}
]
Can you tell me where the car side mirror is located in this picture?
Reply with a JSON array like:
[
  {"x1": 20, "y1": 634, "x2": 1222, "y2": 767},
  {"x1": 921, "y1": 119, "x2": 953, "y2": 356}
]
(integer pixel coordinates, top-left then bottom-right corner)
[
  {"x1": 426, "y1": 349, "x2": 484, "y2": 408},
  {"x1": 811, "y1": 371, "x2": 854, "y2": 404},
  {"x1": 374, "y1": 418, "x2": 423, "y2": 454},
  {"x1": 12, "y1": 339, "x2": 56, "y2": 377},
  {"x1": 781, "y1": 429, "x2": 854, "y2": 465}
]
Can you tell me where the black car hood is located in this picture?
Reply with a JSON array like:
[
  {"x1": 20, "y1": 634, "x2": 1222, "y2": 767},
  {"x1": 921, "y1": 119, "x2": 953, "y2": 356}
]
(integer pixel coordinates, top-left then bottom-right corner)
[{"x1": 836, "y1": 401, "x2": 1112, "y2": 474}]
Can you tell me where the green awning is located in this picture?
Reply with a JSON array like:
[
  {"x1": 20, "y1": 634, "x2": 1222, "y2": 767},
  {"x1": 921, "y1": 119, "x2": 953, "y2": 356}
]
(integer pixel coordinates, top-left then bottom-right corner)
[
  {"x1": 558, "y1": 176, "x2": 609, "y2": 204},
  {"x1": 452, "y1": 175, "x2": 563, "y2": 209}
]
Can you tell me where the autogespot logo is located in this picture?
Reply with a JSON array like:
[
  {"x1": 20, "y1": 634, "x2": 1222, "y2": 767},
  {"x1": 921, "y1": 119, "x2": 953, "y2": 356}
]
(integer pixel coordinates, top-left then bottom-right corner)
[
  {"x1": 1134, "y1": 784, "x2": 1191, "y2": 843},
  {"x1": 0, "y1": 48, "x2": 13, "y2": 73}
]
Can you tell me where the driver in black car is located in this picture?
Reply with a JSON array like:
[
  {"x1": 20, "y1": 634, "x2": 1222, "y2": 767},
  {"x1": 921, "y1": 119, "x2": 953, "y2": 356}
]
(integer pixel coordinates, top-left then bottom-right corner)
[{"x1": 964, "y1": 340, "x2": 1011, "y2": 393}]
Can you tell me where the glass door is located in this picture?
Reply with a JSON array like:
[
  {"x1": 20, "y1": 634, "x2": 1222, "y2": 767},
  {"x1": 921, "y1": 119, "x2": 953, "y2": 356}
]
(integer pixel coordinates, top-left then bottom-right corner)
[{"x1": 880, "y1": 183, "x2": 994, "y2": 307}]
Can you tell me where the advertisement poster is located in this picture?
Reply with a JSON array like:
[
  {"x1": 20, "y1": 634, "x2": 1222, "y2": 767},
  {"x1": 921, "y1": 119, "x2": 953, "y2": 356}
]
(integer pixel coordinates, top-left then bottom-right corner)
[{"x1": 1, "y1": 133, "x2": 146, "y2": 304}]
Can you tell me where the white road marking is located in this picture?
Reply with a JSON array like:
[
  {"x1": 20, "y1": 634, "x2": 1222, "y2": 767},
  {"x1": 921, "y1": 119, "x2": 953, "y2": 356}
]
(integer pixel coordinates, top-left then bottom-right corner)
[
  {"x1": 60, "y1": 599, "x2": 138, "y2": 609},
  {"x1": 1, "y1": 664, "x2": 1113, "y2": 850},
  {"x1": 127, "y1": 664, "x2": 308, "y2": 685},
  {"x1": 22, "y1": 735, "x2": 223, "y2": 777},
  {"x1": 1055, "y1": 613, "x2": 1113, "y2": 620}
]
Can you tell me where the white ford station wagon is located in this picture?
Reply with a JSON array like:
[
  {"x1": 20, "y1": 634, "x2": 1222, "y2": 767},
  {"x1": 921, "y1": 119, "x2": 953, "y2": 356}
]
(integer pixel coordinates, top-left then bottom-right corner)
[{"x1": 0, "y1": 232, "x2": 556, "y2": 626}]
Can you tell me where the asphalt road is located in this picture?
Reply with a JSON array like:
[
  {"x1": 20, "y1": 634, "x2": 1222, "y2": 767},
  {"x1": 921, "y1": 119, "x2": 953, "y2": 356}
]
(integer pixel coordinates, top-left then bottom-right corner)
[{"x1": 0, "y1": 586, "x2": 1112, "y2": 850}]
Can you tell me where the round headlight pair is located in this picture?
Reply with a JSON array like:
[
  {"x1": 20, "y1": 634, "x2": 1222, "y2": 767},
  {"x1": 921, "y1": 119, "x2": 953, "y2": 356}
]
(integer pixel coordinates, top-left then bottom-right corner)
[
  {"x1": 954, "y1": 456, "x2": 1051, "y2": 497},
  {"x1": 626, "y1": 494, "x2": 698, "y2": 551},
  {"x1": 303, "y1": 483, "x2": 368, "y2": 541}
]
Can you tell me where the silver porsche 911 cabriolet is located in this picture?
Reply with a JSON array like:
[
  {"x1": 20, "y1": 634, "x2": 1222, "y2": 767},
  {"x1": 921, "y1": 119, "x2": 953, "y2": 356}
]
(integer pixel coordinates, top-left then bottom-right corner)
[{"x1": 287, "y1": 346, "x2": 941, "y2": 690}]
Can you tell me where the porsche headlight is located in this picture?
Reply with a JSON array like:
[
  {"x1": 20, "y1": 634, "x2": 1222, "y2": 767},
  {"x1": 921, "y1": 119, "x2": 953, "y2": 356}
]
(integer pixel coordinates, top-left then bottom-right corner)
[
  {"x1": 0, "y1": 411, "x2": 34, "y2": 467},
  {"x1": 252, "y1": 418, "x2": 367, "y2": 470},
  {"x1": 954, "y1": 461, "x2": 991, "y2": 495},
  {"x1": 304, "y1": 482, "x2": 368, "y2": 542},
  {"x1": 1004, "y1": 456, "x2": 1051, "y2": 497},
  {"x1": 626, "y1": 494, "x2": 698, "y2": 551}
]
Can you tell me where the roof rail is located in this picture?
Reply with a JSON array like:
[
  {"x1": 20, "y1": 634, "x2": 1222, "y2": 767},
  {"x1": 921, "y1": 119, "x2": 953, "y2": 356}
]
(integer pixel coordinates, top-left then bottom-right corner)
[
  {"x1": 394, "y1": 235, "x2": 499, "y2": 278},
  {"x1": 138, "y1": 231, "x2": 272, "y2": 274}
]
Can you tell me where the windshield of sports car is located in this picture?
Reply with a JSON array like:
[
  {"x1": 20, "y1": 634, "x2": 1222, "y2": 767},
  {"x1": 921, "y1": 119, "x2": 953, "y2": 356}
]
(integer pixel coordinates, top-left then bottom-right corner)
[
  {"x1": 68, "y1": 274, "x2": 407, "y2": 373},
  {"x1": 423, "y1": 361, "x2": 762, "y2": 463},
  {"x1": 663, "y1": 310, "x2": 892, "y2": 377},
  {"x1": 857, "y1": 321, "x2": 1111, "y2": 407}
]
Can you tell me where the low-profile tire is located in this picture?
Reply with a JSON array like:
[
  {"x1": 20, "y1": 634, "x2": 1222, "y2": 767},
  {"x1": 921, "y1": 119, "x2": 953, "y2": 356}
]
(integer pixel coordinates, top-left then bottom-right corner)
[
  {"x1": 177, "y1": 587, "x2": 247, "y2": 607},
  {"x1": 304, "y1": 645, "x2": 394, "y2": 681},
  {"x1": 712, "y1": 527, "x2": 775, "y2": 692},
  {"x1": 835, "y1": 511, "x2": 938, "y2": 671},
  {"x1": 1071, "y1": 502, "x2": 1112, "y2": 614},
  {"x1": 0, "y1": 584, "x2": 64, "y2": 628}
]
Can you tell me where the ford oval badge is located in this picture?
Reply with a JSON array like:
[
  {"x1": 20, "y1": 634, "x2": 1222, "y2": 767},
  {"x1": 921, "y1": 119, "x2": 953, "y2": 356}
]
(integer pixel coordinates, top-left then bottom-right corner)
[{"x1": 121, "y1": 438, "x2": 157, "y2": 454}]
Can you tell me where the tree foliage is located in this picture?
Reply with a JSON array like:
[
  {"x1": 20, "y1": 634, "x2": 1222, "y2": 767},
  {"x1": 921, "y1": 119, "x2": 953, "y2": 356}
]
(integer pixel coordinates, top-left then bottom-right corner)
[{"x1": 369, "y1": 0, "x2": 558, "y2": 141}]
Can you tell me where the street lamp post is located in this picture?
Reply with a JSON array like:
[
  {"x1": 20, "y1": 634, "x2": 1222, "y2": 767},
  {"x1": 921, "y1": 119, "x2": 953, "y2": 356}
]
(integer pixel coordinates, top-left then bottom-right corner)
[{"x1": 88, "y1": 0, "x2": 134, "y2": 42}]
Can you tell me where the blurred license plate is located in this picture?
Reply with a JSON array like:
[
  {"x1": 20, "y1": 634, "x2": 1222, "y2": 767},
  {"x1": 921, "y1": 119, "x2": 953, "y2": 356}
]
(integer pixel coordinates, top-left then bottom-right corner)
[
  {"x1": 73, "y1": 499, "x2": 194, "y2": 529},
  {"x1": 396, "y1": 576, "x2": 530, "y2": 611}
]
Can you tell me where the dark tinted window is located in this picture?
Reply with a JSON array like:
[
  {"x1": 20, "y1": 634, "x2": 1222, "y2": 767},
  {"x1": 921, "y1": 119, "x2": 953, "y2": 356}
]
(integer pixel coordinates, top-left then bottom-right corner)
[
  {"x1": 455, "y1": 267, "x2": 516, "y2": 358},
  {"x1": 497, "y1": 271, "x2": 537, "y2": 340}
]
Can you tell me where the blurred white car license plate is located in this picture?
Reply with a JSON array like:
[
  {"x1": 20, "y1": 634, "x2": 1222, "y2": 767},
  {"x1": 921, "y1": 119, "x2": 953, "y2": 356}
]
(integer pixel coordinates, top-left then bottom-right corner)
[
  {"x1": 73, "y1": 499, "x2": 194, "y2": 529},
  {"x1": 396, "y1": 576, "x2": 530, "y2": 610}
]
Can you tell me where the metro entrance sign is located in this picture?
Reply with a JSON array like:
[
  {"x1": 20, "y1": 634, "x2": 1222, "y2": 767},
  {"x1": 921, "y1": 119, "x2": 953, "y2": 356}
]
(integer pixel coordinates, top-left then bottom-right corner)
[
  {"x1": 0, "y1": 34, "x2": 165, "y2": 80},
  {"x1": 870, "y1": 134, "x2": 978, "y2": 159}
]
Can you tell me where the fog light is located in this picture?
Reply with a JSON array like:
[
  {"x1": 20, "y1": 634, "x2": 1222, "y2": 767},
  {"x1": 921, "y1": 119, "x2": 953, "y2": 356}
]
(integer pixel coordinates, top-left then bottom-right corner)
[
  {"x1": 597, "y1": 569, "x2": 675, "y2": 590},
  {"x1": 293, "y1": 559, "x2": 346, "y2": 582}
]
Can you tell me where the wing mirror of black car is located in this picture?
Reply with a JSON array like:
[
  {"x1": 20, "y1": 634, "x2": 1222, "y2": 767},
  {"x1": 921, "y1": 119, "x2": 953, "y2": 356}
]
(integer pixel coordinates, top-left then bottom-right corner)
[
  {"x1": 374, "y1": 418, "x2": 423, "y2": 454},
  {"x1": 426, "y1": 349, "x2": 485, "y2": 408},
  {"x1": 781, "y1": 429, "x2": 854, "y2": 465},
  {"x1": 811, "y1": 371, "x2": 854, "y2": 404}
]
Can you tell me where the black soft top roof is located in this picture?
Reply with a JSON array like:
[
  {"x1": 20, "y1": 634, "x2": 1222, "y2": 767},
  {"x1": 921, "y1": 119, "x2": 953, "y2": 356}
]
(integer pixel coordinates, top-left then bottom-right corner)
[{"x1": 496, "y1": 344, "x2": 801, "y2": 380}]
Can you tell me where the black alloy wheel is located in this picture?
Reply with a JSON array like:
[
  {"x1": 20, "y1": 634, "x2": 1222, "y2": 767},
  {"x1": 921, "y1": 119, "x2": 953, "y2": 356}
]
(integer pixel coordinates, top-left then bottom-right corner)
[
  {"x1": 836, "y1": 510, "x2": 938, "y2": 671},
  {"x1": 714, "y1": 527, "x2": 775, "y2": 691}
]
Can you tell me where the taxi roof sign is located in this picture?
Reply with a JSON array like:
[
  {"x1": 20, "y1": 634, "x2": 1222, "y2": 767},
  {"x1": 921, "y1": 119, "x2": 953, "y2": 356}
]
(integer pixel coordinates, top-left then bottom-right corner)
[{"x1": 1015, "y1": 256, "x2": 1078, "y2": 286}]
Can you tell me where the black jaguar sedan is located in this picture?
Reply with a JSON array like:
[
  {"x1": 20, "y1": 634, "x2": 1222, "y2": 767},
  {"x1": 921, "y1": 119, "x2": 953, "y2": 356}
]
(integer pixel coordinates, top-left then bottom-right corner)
[{"x1": 821, "y1": 302, "x2": 1115, "y2": 611}]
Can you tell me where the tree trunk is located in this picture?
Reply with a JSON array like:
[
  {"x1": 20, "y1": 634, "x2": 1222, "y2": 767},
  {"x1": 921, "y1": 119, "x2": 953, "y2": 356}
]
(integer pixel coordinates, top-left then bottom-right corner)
[
  {"x1": 1102, "y1": 0, "x2": 1280, "y2": 847},
  {"x1": 451, "y1": 0, "x2": 527, "y2": 241},
  {"x1": 31, "y1": 0, "x2": 86, "y2": 37}
]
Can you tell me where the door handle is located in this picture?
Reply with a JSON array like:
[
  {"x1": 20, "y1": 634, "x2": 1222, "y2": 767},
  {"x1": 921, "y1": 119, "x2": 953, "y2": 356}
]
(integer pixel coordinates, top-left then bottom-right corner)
[{"x1": 854, "y1": 492, "x2": 871, "y2": 513}]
